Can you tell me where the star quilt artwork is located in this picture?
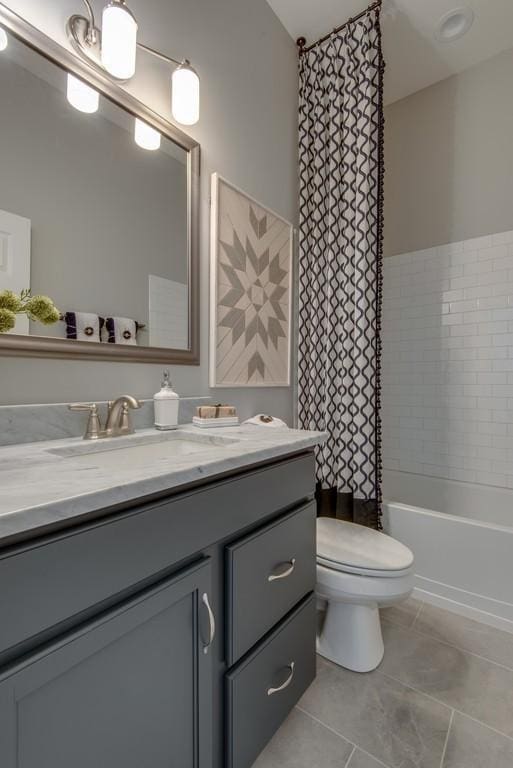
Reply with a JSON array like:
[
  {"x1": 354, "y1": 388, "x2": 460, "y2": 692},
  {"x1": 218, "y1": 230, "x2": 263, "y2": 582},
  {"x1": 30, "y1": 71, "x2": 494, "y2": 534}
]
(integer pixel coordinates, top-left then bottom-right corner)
[{"x1": 210, "y1": 174, "x2": 292, "y2": 387}]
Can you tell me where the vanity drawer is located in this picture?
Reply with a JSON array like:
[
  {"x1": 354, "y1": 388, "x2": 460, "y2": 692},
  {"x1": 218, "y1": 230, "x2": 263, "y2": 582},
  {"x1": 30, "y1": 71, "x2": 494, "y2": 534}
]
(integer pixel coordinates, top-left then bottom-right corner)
[
  {"x1": 226, "y1": 593, "x2": 316, "y2": 768},
  {"x1": 226, "y1": 501, "x2": 316, "y2": 664}
]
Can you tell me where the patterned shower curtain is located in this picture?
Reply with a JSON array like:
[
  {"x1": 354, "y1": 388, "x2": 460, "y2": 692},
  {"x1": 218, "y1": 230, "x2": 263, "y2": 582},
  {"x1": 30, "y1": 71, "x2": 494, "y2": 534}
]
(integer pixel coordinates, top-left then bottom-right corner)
[{"x1": 297, "y1": 5, "x2": 385, "y2": 529}]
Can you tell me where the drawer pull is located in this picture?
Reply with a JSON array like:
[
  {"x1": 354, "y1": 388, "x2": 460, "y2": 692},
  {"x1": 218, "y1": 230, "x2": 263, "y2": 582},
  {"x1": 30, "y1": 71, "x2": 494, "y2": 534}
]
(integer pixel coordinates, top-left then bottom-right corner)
[
  {"x1": 202, "y1": 592, "x2": 216, "y2": 654},
  {"x1": 267, "y1": 662, "x2": 295, "y2": 696},
  {"x1": 268, "y1": 558, "x2": 296, "y2": 582}
]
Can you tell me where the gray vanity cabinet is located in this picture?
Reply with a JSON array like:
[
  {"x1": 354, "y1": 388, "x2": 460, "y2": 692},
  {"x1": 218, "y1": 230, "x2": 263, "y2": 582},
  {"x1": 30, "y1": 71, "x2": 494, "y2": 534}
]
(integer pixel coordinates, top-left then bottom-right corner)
[
  {"x1": 0, "y1": 450, "x2": 317, "y2": 768},
  {"x1": 0, "y1": 558, "x2": 213, "y2": 768}
]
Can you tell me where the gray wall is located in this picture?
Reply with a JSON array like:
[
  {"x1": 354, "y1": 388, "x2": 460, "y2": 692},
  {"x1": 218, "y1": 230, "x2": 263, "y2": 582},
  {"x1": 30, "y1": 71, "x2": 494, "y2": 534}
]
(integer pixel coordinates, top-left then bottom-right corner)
[
  {"x1": 384, "y1": 47, "x2": 513, "y2": 258},
  {"x1": 0, "y1": 0, "x2": 298, "y2": 423}
]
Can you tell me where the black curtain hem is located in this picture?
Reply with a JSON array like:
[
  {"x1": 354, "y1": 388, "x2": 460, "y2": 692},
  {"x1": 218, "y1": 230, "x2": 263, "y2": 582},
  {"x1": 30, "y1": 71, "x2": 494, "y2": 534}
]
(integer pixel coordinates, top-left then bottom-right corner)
[{"x1": 316, "y1": 483, "x2": 381, "y2": 530}]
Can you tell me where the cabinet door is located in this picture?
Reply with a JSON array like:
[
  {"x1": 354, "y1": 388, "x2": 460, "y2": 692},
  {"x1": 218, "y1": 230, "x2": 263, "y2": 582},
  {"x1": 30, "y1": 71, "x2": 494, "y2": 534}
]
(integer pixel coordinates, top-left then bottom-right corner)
[{"x1": 0, "y1": 558, "x2": 214, "y2": 768}]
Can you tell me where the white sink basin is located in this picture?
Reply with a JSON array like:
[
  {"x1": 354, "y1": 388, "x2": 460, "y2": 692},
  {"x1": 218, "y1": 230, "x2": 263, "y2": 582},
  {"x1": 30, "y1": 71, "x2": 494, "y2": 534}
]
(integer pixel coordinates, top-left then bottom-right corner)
[{"x1": 46, "y1": 430, "x2": 239, "y2": 470}]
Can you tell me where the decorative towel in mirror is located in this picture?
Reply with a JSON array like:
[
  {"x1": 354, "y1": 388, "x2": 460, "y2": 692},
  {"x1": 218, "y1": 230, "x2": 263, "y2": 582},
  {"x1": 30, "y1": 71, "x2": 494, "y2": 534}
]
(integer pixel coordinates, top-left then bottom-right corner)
[
  {"x1": 64, "y1": 312, "x2": 104, "y2": 342},
  {"x1": 104, "y1": 317, "x2": 138, "y2": 345},
  {"x1": 63, "y1": 312, "x2": 142, "y2": 344}
]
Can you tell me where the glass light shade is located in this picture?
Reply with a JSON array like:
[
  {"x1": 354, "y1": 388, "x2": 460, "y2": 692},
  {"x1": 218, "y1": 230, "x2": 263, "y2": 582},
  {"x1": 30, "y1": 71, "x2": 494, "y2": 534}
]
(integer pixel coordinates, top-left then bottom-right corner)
[
  {"x1": 134, "y1": 118, "x2": 161, "y2": 151},
  {"x1": 101, "y1": 1, "x2": 137, "y2": 79},
  {"x1": 66, "y1": 74, "x2": 99, "y2": 113},
  {"x1": 0, "y1": 28, "x2": 8, "y2": 51},
  {"x1": 171, "y1": 63, "x2": 200, "y2": 126}
]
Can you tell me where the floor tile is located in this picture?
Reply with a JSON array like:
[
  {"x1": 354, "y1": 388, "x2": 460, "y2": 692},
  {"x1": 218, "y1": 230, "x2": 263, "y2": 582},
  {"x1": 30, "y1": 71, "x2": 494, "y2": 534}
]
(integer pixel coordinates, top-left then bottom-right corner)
[
  {"x1": 347, "y1": 748, "x2": 390, "y2": 768},
  {"x1": 414, "y1": 602, "x2": 513, "y2": 670},
  {"x1": 442, "y1": 712, "x2": 513, "y2": 768},
  {"x1": 252, "y1": 707, "x2": 353, "y2": 768},
  {"x1": 298, "y1": 657, "x2": 451, "y2": 768},
  {"x1": 380, "y1": 621, "x2": 513, "y2": 738},
  {"x1": 381, "y1": 597, "x2": 422, "y2": 629}
]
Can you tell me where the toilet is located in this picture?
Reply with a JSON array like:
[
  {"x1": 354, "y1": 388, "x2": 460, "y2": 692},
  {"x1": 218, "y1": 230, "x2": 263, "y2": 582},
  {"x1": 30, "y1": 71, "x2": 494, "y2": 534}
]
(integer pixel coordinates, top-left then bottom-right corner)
[{"x1": 316, "y1": 517, "x2": 414, "y2": 673}]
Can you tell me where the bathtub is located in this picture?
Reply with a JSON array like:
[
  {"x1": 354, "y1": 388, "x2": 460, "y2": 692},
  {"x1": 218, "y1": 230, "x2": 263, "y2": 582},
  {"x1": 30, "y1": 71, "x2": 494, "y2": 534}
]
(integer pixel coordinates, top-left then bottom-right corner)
[{"x1": 383, "y1": 470, "x2": 513, "y2": 633}]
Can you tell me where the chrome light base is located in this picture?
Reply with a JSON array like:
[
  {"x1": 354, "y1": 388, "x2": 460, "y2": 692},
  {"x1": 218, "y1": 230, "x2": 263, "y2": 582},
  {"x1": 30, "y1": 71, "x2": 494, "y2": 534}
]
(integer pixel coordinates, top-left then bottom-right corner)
[{"x1": 66, "y1": 14, "x2": 127, "y2": 82}]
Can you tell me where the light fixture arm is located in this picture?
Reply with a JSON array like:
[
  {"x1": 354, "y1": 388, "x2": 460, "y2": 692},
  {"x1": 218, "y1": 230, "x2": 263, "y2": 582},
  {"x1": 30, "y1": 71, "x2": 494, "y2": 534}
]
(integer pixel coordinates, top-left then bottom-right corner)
[
  {"x1": 80, "y1": 0, "x2": 98, "y2": 45},
  {"x1": 80, "y1": 0, "x2": 96, "y2": 28},
  {"x1": 137, "y1": 41, "x2": 182, "y2": 68}
]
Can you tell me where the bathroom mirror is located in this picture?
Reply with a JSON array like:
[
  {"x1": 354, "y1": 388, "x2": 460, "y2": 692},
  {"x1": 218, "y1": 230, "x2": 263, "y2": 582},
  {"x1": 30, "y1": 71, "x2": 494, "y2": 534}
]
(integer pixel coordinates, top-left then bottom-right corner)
[{"x1": 0, "y1": 4, "x2": 199, "y2": 364}]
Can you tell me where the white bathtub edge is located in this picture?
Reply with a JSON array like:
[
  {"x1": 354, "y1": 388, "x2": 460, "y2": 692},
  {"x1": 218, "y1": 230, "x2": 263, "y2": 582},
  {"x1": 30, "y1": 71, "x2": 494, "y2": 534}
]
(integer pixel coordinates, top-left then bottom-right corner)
[
  {"x1": 384, "y1": 500, "x2": 513, "y2": 534},
  {"x1": 384, "y1": 496, "x2": 513, "y2": 631},
  {"x1": 413, "y1": 581, "x2": 513, "y2": 636}
]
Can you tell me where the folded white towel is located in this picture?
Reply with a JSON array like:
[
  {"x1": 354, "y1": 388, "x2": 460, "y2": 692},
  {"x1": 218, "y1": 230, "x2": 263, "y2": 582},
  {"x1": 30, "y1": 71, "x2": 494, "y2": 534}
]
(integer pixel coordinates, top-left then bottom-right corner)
[
  {"x1": 64, "y1": 312, "x2": 103, "y2": 342},
  {"x1": 243, "y1": 414, "x2": 288, "y2": 428},
  {"x1": 104, "y1": 316, "x2": 137, "y2": 345}
]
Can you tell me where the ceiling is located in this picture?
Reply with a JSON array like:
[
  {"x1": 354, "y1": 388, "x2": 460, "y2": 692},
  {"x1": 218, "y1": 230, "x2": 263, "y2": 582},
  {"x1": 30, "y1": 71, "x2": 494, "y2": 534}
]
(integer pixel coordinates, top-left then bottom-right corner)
[{"x1": 266, "y1": 0, "x2": 513, "y2": 103}]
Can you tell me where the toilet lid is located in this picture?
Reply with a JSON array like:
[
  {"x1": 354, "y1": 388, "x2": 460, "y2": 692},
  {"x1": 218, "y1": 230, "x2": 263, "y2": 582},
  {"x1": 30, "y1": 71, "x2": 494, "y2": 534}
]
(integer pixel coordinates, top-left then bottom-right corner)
[{"x1": 317, "y1": 518, "x2": 414, "y2": 574}]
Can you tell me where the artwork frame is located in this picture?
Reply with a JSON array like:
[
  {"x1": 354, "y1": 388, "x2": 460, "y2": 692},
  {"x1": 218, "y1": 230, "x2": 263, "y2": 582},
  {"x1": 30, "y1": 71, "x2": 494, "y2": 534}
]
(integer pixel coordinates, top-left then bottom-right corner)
[{"x1": 209, "y1": 174, "x2": 293, "y2": 388}]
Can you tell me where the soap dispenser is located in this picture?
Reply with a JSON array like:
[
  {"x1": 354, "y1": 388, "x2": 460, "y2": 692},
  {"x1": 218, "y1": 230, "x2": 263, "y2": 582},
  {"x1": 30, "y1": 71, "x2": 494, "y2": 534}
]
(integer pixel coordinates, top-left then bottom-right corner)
[{"x1": 154, "y1": 370, "x2": 179, "y2": 430}]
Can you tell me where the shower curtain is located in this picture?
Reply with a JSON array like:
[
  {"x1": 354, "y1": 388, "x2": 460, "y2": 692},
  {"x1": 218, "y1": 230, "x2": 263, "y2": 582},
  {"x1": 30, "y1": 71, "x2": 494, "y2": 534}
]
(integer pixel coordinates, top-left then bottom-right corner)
[{"x1": 297, "y1": 4, "x2": 385, "y2": 529}]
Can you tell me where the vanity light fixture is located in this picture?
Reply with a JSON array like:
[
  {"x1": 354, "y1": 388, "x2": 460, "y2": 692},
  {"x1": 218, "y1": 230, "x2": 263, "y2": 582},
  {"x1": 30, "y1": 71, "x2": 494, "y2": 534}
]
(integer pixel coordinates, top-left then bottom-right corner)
[
  {"x1": 0, "y1": 26, "x2": 8, "y2": 51},
  {"x1": 66, "y1": 0, "x2": 200, "y2": 125},
  {"x1": 101, "y1": 0, "x2": 137, "y2": 79},
  {"x1": 134, "y1": 118, "x2": 161, "y2": 151},
  {"x1": 66, "y1": 73, "x2": 100, "y2": 113},
  {"x1": 172, "y1": 61, "x2": 200, "y2": 126}
]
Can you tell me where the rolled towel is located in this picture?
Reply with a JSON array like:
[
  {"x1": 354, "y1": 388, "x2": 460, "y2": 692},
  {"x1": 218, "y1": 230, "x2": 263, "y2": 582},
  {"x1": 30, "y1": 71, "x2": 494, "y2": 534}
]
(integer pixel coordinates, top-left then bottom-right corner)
[
  {"x1": 243, "y1": 414, "x2": 288, "y2": 428},
  {"x1": 104, "y1": 316, "x2": 138, "y2": 345},
  {"x1": 64, "y1": 312, "x2": 103, "y2": 342}
]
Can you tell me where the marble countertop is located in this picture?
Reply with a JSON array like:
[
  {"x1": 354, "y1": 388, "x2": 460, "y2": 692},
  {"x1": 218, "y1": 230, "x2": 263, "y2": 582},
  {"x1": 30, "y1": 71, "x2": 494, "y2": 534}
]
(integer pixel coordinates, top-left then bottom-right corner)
[{"x1": 0, "y1": 424, "x2": 325, "y2": 546}]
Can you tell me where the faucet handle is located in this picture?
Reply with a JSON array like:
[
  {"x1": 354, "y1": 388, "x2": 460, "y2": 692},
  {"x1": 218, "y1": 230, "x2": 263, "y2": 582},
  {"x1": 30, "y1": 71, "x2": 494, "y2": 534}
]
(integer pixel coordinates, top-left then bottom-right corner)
[
  {"x1": 119, "y1": 402, "x2": 134, "y2": 435},
  {"x1": 69, "y1": 402, "x2": 98, "y2": 411},
  {"x1": 68, "y1": 403, "x2": 103, "y2": 440},
  {"x1": 118, "y1": 397, "x2": 142, "y2": 434}
]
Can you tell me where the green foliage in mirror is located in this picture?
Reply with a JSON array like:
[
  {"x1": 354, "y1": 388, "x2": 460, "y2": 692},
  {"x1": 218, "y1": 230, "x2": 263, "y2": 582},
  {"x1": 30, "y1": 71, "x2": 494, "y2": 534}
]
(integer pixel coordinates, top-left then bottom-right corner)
[{"x1": 0, "y1": 289, "x2": 60, "y2": 333}]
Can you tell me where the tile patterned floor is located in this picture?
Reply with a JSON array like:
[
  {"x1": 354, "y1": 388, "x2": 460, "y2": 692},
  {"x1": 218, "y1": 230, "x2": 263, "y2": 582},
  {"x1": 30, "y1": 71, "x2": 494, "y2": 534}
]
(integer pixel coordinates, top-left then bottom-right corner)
[{"x1": 252, "y1": 599, "x2": 513, "y2": 768}]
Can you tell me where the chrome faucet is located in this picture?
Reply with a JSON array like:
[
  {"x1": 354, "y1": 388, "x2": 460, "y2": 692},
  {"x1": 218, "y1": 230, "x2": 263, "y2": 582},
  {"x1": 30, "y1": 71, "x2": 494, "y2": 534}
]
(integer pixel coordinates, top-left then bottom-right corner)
[{"x1": 69, "y1": 395, "x2": 142, "y2": 440}]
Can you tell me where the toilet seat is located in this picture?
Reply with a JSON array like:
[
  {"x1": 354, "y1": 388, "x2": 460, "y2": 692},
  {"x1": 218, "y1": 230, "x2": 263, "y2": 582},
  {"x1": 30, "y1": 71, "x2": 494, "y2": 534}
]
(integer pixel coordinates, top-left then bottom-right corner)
[
  {"x1": 317, "y1": 518, "x2": 414, "y2": 577},
  {"x1": 317, "y1": 556, "x2": 413, "y2": 578}
]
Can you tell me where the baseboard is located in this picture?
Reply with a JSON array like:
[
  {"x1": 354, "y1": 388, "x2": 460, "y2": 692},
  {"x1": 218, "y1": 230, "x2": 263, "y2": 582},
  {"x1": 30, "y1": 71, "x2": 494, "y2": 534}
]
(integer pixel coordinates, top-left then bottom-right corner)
[{"x1": 413, "y1": 577, "x2": 513, "y2": 635}]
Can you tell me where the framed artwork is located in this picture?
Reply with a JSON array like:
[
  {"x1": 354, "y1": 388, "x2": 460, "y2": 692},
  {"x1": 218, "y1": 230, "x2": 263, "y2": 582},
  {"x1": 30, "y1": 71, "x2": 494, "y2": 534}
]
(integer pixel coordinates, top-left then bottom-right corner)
[{"x1": 209, "y1": 174, "x2": 293, "y2": 387}]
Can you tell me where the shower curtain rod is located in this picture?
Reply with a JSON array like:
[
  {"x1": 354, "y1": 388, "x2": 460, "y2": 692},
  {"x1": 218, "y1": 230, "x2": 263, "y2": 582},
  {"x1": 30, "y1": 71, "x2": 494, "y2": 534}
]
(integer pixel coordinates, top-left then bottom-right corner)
[{"x1": 296, "y1": 0, "x2": 381, "y2": 55}]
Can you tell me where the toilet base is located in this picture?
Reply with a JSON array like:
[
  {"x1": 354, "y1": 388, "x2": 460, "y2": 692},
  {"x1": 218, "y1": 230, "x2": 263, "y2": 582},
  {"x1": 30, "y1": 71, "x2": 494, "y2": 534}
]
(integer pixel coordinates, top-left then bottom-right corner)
[{"x1": 317, "y1": 601, "x2": 384, "y2": 673}]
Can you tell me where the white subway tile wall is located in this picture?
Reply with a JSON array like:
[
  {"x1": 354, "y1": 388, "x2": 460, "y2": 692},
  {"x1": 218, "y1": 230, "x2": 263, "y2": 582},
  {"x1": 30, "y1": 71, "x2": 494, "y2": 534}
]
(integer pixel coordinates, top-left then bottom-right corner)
[
  {"x1": 148, "y1": 274, "x2": 189, "y2": 351},
  {"x1": 382, "y1": 230, "x2": 513, "y2": 489}
]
